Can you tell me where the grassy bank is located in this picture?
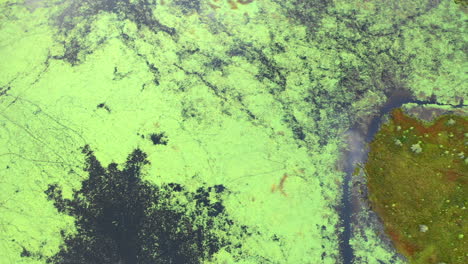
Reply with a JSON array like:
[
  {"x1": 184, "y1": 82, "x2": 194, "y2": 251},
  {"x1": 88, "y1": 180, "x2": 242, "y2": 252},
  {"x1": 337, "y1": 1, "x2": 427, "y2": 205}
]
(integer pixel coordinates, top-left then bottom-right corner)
[{"x1": 365, "y1": 109, "x2": 467, "y2": 263}]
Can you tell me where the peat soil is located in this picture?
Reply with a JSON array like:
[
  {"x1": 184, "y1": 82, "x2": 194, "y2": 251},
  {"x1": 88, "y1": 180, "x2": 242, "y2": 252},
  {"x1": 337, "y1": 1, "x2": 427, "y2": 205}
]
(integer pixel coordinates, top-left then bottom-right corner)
[{"x1": 338, "y1": 90, "x2": 466, "y2": 264}]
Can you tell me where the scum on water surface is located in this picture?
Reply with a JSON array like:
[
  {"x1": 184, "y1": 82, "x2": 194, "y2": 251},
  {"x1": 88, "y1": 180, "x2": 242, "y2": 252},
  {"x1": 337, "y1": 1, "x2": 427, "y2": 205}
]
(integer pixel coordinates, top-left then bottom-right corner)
[{"x1": 0, "y1": 0, "x2": 466, "y2": 263}]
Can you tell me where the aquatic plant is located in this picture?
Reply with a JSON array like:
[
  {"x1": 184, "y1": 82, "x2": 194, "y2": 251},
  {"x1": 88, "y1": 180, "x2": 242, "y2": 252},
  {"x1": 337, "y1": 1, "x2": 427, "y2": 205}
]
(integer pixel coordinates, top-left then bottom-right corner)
[{"x1": 411, "y1": 143, "x2": 422, "y2": 154}]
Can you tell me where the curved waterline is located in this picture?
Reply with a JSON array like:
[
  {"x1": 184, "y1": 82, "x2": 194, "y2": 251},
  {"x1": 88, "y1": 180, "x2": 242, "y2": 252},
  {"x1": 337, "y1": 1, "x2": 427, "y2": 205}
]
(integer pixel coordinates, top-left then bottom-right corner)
[{"x1": 339, "y1": 91, "x2": 466, "y2": 264}]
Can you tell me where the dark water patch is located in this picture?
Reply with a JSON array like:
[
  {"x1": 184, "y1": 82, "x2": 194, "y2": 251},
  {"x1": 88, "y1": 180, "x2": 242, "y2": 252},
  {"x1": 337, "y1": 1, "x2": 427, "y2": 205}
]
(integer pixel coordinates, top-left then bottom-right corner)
[
  {"x1": 96, "y1": 102, "x2": 111, "y2": 112},
  {"x1": 31, "y1": 145, "x2": 244, "y2": 264},
  {"x1": 339, "y1": 177, "x2": 354, "y2": 263},
  {"x1": 149, "y1": 132, "x2": 168, "y2": 145},
  {"x1": 211, "y1": 184, "x2": 226, "y2": 193},
  {"x1": 366, "y1": 91, "x2": 466, "y2": 142},
  {"x1": 20, "y1": 248, "x2": 32, "y2": 257},
  {"x1": 0, "y1": 85, "x2": 11, "y2": 97},
  {"x1": 365, "y1": 89, "x2": 414, "y2": 142}
]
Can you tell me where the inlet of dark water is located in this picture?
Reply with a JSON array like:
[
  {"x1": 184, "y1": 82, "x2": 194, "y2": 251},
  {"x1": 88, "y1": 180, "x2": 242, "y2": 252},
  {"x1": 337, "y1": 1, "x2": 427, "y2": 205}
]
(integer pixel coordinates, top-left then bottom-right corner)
[{"x1": 339, "y1": 91, "x2": 465, "y2": 264}]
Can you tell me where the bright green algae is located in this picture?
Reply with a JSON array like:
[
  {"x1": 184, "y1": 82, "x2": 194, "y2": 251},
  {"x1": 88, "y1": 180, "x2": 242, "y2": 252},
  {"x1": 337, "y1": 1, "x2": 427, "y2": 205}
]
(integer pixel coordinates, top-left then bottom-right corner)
[{"x1": 0, "y1": 0, "x2": 466, "y2": 263}]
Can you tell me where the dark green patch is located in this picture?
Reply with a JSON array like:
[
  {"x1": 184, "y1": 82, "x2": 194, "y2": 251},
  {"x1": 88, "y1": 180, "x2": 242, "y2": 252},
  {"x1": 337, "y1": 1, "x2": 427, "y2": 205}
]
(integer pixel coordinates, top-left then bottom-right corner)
[{"x1": 454, "y1": 0, "x2": 468, "y2": 7}]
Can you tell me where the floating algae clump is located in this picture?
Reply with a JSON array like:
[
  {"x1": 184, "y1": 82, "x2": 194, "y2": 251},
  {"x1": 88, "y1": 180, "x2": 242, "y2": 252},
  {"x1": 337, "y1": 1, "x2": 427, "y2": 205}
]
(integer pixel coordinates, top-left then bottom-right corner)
[{"x1": 365, "y1": 109, "x2": 467, "y2": 264}]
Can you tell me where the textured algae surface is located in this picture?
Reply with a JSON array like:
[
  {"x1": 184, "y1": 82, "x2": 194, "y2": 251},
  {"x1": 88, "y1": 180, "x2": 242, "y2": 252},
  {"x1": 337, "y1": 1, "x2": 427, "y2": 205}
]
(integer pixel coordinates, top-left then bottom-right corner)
[
  {"x1": 365, "y1": 109, "x2": 467, "y2": 264},
  {"x1": 0, "y1": 0, "x2": 466, "y2": 263}
]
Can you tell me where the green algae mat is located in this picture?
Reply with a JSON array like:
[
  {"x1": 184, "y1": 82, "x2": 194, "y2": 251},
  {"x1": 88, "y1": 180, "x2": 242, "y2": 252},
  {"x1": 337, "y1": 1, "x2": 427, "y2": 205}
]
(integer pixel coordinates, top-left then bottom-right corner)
[{"x1": 0, "y1": 0, "x2": 467, "y2": 263}]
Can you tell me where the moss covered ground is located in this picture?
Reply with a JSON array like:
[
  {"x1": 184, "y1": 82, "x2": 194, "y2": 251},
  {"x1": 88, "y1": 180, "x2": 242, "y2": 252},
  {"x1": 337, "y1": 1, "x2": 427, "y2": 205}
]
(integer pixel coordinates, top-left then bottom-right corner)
[{"x1": 365, "y1": 109, "x2": 467, "y2": 264}]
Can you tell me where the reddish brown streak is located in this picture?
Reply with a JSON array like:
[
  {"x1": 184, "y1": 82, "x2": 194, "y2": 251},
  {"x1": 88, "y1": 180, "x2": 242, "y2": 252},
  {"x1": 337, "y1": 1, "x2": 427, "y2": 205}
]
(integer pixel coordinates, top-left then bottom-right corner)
[{"x1": 278, "y1": 173, "x2": 288, "y2": 196}]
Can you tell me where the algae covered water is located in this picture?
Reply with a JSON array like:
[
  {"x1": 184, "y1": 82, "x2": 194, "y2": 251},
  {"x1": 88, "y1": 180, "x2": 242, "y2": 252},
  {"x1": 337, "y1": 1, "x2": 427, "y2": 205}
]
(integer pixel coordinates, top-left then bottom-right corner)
[{"x1": 0, "y1": 0, "x2": 466, "y2": 263}]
